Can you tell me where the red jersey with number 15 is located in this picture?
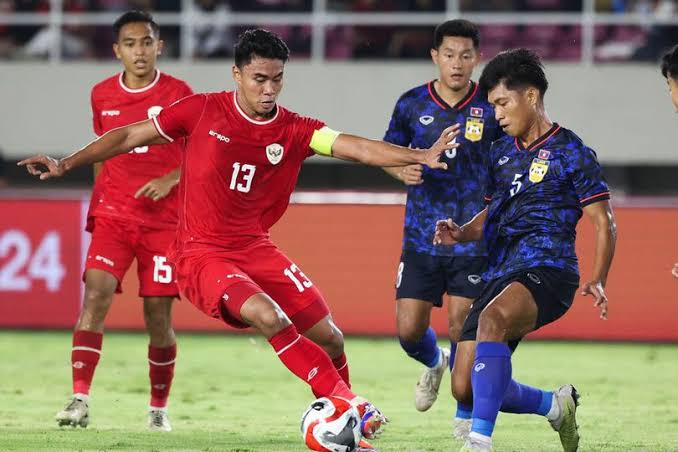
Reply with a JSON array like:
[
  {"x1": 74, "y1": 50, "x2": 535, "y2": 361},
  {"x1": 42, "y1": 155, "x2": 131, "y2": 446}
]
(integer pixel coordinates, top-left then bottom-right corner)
[
  {"x1": 152, "y1": 91, "x2": 325, "y2": 255},
  {"x1": 88, "y1": 69, "x2": 193, "y2": 231}
]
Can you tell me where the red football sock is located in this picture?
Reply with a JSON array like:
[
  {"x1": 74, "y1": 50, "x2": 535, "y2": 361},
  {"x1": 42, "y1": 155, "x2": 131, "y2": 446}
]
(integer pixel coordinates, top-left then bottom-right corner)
[
  {"x1": 268, "y1": 325, "x2": 355, "y2": 400},
  {"x1": 332, "y1": 353, "x2": 351, "y2": 388},
  {"x1": 71, "y1": 330, "x2": 103, "y2": 396},
  {"x1": 148, "y1": 343, "x2": 177, "y2": 409}
]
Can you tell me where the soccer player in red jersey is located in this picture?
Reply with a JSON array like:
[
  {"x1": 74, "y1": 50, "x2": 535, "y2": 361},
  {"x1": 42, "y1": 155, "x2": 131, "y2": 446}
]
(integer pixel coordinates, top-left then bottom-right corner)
[
  {"x1": 660, "y1": 45, "x2": 678, "y2": 279},
  {"x1": 53, "y1": 11, "x2": 192, "y2": 431},
  {"x1": 21, "y1": 29, "x2": 459, "y2": 443}
]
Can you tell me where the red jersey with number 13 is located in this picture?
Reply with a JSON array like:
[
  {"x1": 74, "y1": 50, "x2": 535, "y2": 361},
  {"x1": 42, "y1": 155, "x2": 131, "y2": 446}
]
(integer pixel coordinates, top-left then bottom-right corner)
[
  {"x1": 152, "y1": 91, "x2": 325, "y2": 255},
  {"x1": 88, "y1": 69, "x2": 193, "y2": 231}
]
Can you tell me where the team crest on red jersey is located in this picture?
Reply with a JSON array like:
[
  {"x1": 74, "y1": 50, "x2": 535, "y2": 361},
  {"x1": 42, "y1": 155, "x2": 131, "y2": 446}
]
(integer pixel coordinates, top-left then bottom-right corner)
[{"x1": 266, "y1": 143, "x2": 284, "y2": 165}]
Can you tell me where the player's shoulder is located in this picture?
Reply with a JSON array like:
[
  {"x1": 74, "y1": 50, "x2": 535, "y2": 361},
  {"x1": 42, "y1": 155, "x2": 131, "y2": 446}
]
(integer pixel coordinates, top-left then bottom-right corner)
[
  {"x1": 555, "y1": 126, "x2": 594, "y2": 154},
  {"x1": 91, "y1": 73, "x2": 121, "y2": 98},
  {"x1": 279, "y1": 105, "x2": 324, "y2": 130},
  {"x1": 395, "y1": 82, "x2": 430, "y2": 105}
]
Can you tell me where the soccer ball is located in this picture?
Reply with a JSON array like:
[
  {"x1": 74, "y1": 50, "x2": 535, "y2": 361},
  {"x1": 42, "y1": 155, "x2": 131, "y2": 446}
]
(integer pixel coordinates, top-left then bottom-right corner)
[{"x1": 301, "y1": 396, "x2": 362, "y2": 452}]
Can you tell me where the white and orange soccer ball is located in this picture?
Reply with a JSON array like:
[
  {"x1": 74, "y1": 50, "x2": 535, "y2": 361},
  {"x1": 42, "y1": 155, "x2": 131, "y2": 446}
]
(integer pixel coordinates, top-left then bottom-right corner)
[{"x1": 301, "y1": 396, "x2": 362, "y2": 452}]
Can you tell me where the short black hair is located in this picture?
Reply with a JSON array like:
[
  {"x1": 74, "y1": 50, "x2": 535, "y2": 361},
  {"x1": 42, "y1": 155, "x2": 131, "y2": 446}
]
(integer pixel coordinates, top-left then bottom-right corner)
[
  {"x1": 661, "y1": 44, "x2": 678, "y2": 80},
  {"x1": 433, "y1": 19, "x2": 480, "y2": 50},
  {"x1": 113, "y1": 10, "x2": 159, "y2": 38},
  {"x1": 479, "y1": 48, "x2": 549, "y2": 97},
  {"x1": 234, "y1": 29, "x2": 290, "y2": 68}
]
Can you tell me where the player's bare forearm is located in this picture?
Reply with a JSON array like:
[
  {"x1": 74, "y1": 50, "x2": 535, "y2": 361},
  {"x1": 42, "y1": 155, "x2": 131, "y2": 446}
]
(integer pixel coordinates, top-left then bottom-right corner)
[
  {"x1": 382, "y1": 166, "x2": 402, "y2": 179},
  {"x1": 584, "y1": 200, "x2": 617, "y2": 285},
  {"x1": 331, "y1": 124, "x2": 459, "y2": 170},
  {"x1": 19, "y1": 119, "x2": 166, "y2": 180},
  {"x1": 461, "y1": 208, "x2": 488, "y2": 242},
  {"x1": 332, "y1": 134, "x2": 425, "y2": 166},
  {"x1": 63, "y1": 120, "x2": 165, "y2": 172}
]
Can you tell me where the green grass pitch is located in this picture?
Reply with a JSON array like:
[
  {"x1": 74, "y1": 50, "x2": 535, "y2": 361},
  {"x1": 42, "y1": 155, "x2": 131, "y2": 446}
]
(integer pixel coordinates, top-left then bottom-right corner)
[{"x1": 0, "y1": 331, "x2": 677, "y2": 451}]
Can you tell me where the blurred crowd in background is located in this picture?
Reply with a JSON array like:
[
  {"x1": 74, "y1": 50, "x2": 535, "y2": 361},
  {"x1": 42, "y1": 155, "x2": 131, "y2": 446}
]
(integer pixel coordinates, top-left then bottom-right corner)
[{"x1": 0, "y1": 0, "x2": 676, "y2": 61}]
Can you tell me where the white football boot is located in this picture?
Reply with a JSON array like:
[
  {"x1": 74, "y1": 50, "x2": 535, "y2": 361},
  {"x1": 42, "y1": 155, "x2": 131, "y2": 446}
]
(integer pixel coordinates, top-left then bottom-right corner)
[
  {"x1": 414, "y1": 347, "x2": 450, "y2": 411},
  {"x1": 56, "y1": 396, "x2": 90, "y2": 428}
]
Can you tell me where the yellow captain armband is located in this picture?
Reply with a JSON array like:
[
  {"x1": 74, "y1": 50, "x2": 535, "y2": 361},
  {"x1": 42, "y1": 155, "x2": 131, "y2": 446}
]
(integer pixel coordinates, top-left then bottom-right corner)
[{"x1": 309, "y1": 126, "x2": 341, "y2": 157}]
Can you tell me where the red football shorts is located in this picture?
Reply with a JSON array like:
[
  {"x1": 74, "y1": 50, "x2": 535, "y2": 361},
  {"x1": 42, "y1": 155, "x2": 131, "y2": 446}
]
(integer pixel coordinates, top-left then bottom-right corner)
[
  {"x1": 173, "y1": 238, "x2": 330, "y2": 333},
  {"x1": 84, "y1": 216, "x2": 179, "y2": 298}
]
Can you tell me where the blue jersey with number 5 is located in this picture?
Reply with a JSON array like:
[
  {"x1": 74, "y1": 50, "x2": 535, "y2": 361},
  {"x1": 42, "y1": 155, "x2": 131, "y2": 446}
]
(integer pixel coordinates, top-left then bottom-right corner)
[{"x1": 483, "y1": 124, "x2": 610, "y2": 280}]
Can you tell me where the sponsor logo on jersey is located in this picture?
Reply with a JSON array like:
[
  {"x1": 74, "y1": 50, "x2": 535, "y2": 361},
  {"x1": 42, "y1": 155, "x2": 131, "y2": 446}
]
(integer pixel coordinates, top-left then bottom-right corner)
[
  {"x1": 467, "y1": 274, "x2": 482, "y2": 285},
  {"x1": 529, "y1": 158, "x2": 550, "y2": 183},
  {"x1": 101, "y1": 110, "x2": 120, "y2": 116},
  {"x1": 538, "y1": 149, "x2": 551, "y2": 160},
  {"x1": 147, "y1": 105, "x2": 163, "y2": 119},
  {"x1": 474, "y1": 363, "x2": 486, "y2": 372},
  {"x1": 498, "y1": 156, "x2": 510, "y2": 165},
  {"x1": 470, "y1": 107, "x2": 483, "y2": 118},
  {"x1": 419, "y1": 115, "x2": 434, "y2": 125},
  {"x1": 209, "y1": 130, "x2": 230, "y2": 143},
  {"x1": 464, "y1": 117, "x2": 484, "y2": 142},
  {"x1": 226, "y1": 273, "x2": 246, "y2": 279},
  {"x1": 95, "y1": 255, "x2": 114, "y2": 267},
  {"x1": 266, "y1": 143, "x2": 284, "y2": 165}
]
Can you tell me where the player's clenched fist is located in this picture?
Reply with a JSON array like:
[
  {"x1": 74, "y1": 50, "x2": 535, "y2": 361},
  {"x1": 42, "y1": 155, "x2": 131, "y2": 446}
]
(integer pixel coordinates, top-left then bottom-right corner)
[
  {"x1": 18, "y1": 155, "x2": 65, "y2": 180},
  {"x1": 397, "y1": 164, "x2": 424, "y2": 185},
  {"x1": 433, "y1": 218, "x2": 463, "y2": 246}
]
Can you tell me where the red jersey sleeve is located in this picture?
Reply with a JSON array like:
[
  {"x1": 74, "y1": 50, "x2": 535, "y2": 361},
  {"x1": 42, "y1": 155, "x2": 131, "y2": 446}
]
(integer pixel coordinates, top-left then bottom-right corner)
[
  {"x1": 153, "y1": 93, "x2": 207, "y2": 142},
  {"x1": 90, "y1": 89, "x2": 103, "y2": 137},
  {"x1": 294, "y1": 115, "x2": 326, "y2": 159}
]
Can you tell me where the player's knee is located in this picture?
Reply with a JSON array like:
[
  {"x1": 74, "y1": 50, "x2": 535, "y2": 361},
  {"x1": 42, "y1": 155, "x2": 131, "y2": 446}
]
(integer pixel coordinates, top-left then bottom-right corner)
[
  {"x1": 254, "y1": 303, "x2": 291, "y2": 335},
  {"x1": 83, "y1": 286, "x2": 114, "y2": 311},
  {"x1": 397, "y1": 315, "x2": 427, "y2": 342},
  {"x1": 477, "y1": 307, "x2": 509, "y2": 341},
  {"x1": 144, "y1": 304, "x2": 172, "y2": 335},
  {"x1": 448, "y1": 324, "x2": 463, "y2": 343},
  {"x1": 321, "y1": 325, "x2": 345, "y2": 357}
]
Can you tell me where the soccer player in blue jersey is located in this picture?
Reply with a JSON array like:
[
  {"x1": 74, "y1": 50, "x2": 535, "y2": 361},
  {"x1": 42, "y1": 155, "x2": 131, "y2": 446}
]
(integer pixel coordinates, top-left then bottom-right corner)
[
  {"x1": 660, "y1": 45, "x2": 678, "y2": 279},
  {"x1": 434, "y1": 49, "x2": 617, "y2": 452},
  {"x1": 381, "y1": 19, "x2": 503, "y2": 436}
]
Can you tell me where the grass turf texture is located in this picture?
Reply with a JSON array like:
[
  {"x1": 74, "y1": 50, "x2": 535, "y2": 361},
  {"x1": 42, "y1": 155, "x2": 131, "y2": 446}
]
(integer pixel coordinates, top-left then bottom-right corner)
[{"x1": 0, "y1": 331, "x2": 677, "y2": 451}]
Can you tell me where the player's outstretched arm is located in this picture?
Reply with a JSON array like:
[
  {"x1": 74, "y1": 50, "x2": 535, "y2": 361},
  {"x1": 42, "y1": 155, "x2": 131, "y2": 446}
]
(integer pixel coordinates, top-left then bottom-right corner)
[
  {"x1": 433, "y1": 208, "x2": 487, "y2": 246},
  {"x1": 580, "y1": 200, "x2": 617, "y2": 320},
  {"x1": 18, "y1": 119, "x2": 165, "y2": 180},
  {"x1": 330, "y1": 124, "x2": 460, "y2": 169}
]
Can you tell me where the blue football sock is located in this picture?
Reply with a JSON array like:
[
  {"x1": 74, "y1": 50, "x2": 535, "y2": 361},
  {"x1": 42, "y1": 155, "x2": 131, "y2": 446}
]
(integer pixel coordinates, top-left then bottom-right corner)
[
  {"x1": 399, "y1": 327, "x2": 440, "y2": 368},
  {"x1": 456, "y1": 401, "x2": 473, "y2": 420},
  {"x1": 470, "y1": 341, "x2": 512, "y2": 438},
  {"x1": 500, "y1": 379, "x2": 553, "y2": 415}
]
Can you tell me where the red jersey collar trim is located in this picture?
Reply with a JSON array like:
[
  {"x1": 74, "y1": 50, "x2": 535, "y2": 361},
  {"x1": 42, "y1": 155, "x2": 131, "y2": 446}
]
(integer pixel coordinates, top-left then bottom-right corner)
[
  {"x1": 118, "y1": 69, "x2": 161, "y2": 93},
  {"x1": 514, "y1": 123, "x2": 561, "y2": 152},
  {"x1": 427, "y1": 80, "x2": 478, "y2": 111},
  {"x1": 232, "y1": 91, "x2": 280, "y2": 125}
]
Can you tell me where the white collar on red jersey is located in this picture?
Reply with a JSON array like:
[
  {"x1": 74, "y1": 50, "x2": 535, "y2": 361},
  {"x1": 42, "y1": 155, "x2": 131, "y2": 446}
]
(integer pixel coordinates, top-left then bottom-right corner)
[
  {"x1": 232, "y1": 91, "x2": 280, "y2": 125},
  {"x1": 118, "y1": 69, "x2": 161, "y2": 93}
]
